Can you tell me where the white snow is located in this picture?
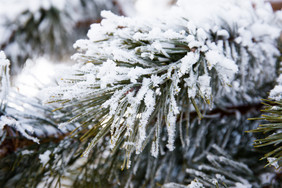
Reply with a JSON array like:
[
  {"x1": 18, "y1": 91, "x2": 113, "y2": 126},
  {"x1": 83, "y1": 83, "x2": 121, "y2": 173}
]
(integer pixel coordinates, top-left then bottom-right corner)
[
  {"x1": 0, "y1": 0, "x2": 67, "y2": 17},
  {"x1": 21, "y1": 150, "x2": 34, "y2": 155},
  {"x1": 150, "y1": 75, "x2": 162, "y2": 88},
  {"x1": 0, "y1": 51, "x2": 10, "y2": 66},
  {"x1": 267, "y1": 157, "x2": 280, "y2": 169},
  {"x1": 259, "y1": 173, "x2": 276, "y2": 185},
  {"x1": 0, "y1": 115, "x2": 39, "y2": 143},
  {"x1": 97, "y1": 60, "x2": 118, "y2": 88},
  {"x1": 0, "y1": 115, "x2": 16, "y2": 130},
  {"x1": 205, "y1": 50, "x2": 238, "y2": 84},
  {"x1": 39, "y1": 150, "x2": 51, "y2": 166},
  {"x1": 269, "y1": 74, "x2": 282, "y2": 101},
  {"x1": 232, "y1": 182, "x2": 252, "y2": 188},
  {"x1": 217, "y1": 29, "x2": 230, "y2": 38},
  {"x1": 162, "y1": 182, "x2": 187, "y2": 188},
  {"x1": 198, "y1": 74, "x2": 211, "y2": 99},
  {"x1": 136, "y1": 89, "x2": 156, "y2": 153},
  {"x1": 187, "y1": 179, "x2": 204, "y2": 188},
  {"x1": 179, "y1": 52, "x2": 199, "y2": 77},
  {"x1": 270, "y1": 85, "x2": 282, "y2": 101}
]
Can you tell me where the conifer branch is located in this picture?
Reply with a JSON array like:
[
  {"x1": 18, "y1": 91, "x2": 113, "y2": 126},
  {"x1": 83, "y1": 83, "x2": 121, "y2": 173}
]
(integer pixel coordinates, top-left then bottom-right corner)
[{"x1": 45, "y1": 1, "x2": 280, "y2": 168}]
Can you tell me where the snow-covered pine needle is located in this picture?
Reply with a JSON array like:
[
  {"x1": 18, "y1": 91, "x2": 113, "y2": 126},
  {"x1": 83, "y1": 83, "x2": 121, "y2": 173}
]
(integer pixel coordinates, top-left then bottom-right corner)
[{"x1": 44, "y1": 0, "x2": 280, "y2": 168}]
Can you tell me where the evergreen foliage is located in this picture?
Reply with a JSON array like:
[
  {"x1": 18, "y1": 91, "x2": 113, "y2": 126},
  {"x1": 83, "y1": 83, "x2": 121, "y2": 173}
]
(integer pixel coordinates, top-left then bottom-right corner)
[
  {"x1": 45, "y1": 0, "x2": 280, "y2": 166},
  {"x1": 248, "y1": 68, "x2": 282, "y2": 170},
  {"x1": 0, "y1": 0, "x2": 281, "y2": 187},
  {"x1": 249, "y1": 99, "x2": 282, "y2": 170}
]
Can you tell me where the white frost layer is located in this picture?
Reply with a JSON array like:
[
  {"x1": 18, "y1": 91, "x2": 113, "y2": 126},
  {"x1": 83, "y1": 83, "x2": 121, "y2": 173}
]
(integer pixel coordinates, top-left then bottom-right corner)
[
  {"x1": 259, "y1": 173, "x2": 276, "y2": 185},
  {"x1": 0, "y1": 115, "x2": 39, "y2": 143},
  {"x1": 267, "y1": 157, "x2": 279, "y2": 169},
  {"x1": 39, "y1": 150, "x2": 51, "y2": 166},
  {"x1": 162, "y1": 182, "x2": 187, "y2": 188},
  {"x1": 0, "y1": 51, "x2": 10, "y2": 112},
  {"x1": 232, "y1": 182, "x2": 252, "y2": 188},
  {"x1": 205, "y1": 50, "x2": 238, "y2": 84},
  {"x1": 269, "y1": 74, "x2": 282, "y2": 101},
  {"x1": 0, "y1": 51, "x2": 10, "y2": 66},
  {"x1": 187, "y1": 180, "x2": 204, "y2": 188}
]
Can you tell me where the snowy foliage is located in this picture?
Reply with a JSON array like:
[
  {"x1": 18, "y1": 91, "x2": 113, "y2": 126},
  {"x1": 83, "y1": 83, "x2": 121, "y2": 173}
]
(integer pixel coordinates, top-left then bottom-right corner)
[
  {"x1": 186, "y1": 152, "x2": 254, "y2": 187},
  {"x1": 44, "y1": 0, "x2": 281, "y2": 168},
  {"x1": 0, "y1": 1, "x2": 280, "y2": 187},
  {"x1": 248, "y1": 70, "x2": 282, "y2": 170}
]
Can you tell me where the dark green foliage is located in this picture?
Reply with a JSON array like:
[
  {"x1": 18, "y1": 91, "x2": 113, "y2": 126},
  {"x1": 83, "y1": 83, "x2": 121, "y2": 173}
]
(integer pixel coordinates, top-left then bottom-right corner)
[{"x1": 248, "y1": 99, "x2": 282, "y2": 170}]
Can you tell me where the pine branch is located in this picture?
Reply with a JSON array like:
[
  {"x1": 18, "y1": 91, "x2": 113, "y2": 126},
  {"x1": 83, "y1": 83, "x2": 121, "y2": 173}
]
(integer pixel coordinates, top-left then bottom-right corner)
[
  {"x1": 248, "y1": 58, "x2": 282, "y2": 170},
  {"x1": 248, "y1": 99, "x2": 282, "y2": 170},
  {"x1": 1, "y1": 99, "x2": 280, "y2": 187},
  {"x1": 44, "y1": 0, "x2": 280, "y2": 169},
  {"x1": 0, "y1": 1, "x2": 281, "y2": 187}
]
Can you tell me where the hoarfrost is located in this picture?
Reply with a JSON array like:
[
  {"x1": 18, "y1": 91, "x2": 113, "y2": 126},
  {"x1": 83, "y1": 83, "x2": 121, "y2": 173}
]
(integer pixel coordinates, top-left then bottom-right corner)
[
  {"x1": 179, "y1": 52, "x2": 199, "y2": 77},
  {"x1": 187, "y1": 179, "x2": 204, "y2": 188},
  {"x1": 44, "y1": 0, "x2": 281, "y2": 159},
  {"x1": 136, "y1": 89, "x2": 156, "y2": 153},
  {"x1": 198, "y1": 74, "x2": 211, "y2": 100},
  {"x1": 205, "y1": 50, "x2": 238, "y2": 84},
  {"x1": 39, "y1": 150, "x2": 51, "y2": 166},
  {"x1": 97, "y1": 60, "x2": 117, "y2": 88},
  {"x1": 0, "y1": 115, "x2": 39, "y2": 143},
  {"x1": 259, "y1": 173, "x2": 276, "y2": 185},
  {"x1": 269, "y1": 74, "x2": 282, "y2": 101},
  {"x1": 0, "y1": 51, "x2": 10, "y2": 66},
  {"x1": 162, "y1": 182, "x2": 187, "y2": 188},
  {"x1": 0, "y1": 51, "x2": 10, "y2": 111},
  {"x1": 217, "y1": 29, "x2": 229, "y2": 38},
  {"x1": 267, "y1": 157, "x2": 279, "y2": 169},
  {"x1": 232, "y1": 182, "x2": 252, "y2": 188}
]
